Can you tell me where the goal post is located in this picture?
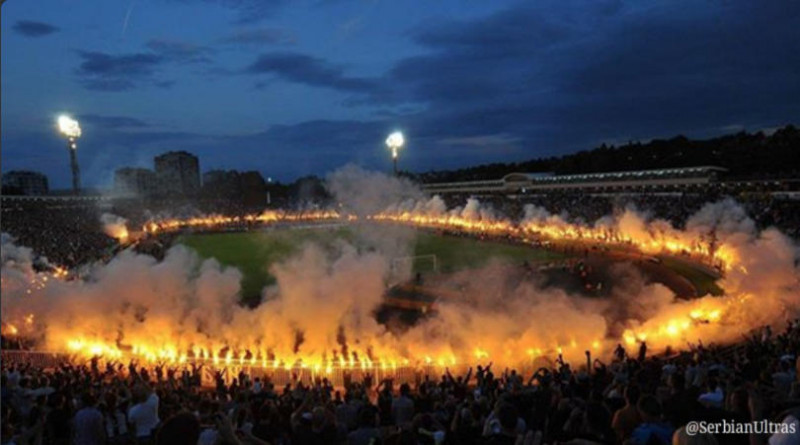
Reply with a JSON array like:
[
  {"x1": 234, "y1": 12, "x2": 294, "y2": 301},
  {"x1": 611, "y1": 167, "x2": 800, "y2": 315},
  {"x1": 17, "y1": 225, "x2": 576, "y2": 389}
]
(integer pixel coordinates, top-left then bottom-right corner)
[{"x1": 391, "y1": 254, "x2": 439, "y2": 277}]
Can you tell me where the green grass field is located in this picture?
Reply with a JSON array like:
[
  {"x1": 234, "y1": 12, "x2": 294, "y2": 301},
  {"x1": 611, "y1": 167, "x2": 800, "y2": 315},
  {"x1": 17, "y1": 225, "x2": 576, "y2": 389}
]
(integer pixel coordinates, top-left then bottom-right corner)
[
  {"x1": 179, "y1": 227, "x2": 722, "y2": 301},
  {"x1": 414, "y1": 232, "x2": 567, "y2": 272},
  {"x1": 178, "y1": 227, "x2": 351, "y2": 299},
  {"x1": 179, "y1": 228, "x2": 568, "y2": 299},
  {"x1": 657, "y1": 256, "x2": 724, "y2": 296}
]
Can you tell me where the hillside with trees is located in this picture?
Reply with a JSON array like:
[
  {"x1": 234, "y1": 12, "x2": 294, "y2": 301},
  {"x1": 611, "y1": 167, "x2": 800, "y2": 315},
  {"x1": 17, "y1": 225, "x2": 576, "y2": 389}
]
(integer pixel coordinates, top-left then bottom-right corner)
[{"x1": 416, "y1": 125, "x2": 799, "y2": 183}]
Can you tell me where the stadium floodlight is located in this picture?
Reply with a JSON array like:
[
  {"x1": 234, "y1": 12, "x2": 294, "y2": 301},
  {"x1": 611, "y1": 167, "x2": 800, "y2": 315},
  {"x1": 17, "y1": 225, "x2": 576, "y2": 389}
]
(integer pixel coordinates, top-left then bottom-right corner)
[
  {"x1": 386, "y1": 131, "x2": 405, "y2": 175},
  {"x1": 57, "y1": 115, "x2": 82, "y2": 195}
]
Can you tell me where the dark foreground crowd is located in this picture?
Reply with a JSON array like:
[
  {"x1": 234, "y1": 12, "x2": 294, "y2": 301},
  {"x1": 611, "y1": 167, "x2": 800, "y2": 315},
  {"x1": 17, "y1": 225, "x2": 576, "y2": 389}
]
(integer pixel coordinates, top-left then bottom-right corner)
[{"x1": 2, "y1": 321, "x2": 798, "y2": 445}]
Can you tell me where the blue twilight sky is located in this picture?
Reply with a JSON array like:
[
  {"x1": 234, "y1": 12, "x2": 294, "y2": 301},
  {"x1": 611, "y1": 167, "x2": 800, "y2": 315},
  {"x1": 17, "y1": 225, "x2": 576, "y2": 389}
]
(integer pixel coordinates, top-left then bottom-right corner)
[{"x1": 2, "y1": 0, "x2": 799, "y2": 188}]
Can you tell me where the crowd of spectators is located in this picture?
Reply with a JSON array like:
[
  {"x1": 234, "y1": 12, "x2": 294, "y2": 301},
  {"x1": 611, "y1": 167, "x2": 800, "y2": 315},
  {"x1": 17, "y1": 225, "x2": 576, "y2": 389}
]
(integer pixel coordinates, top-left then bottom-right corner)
[
  {"x1": 2, "y1": 321, "x2": 798, "y2": 445},
  {"x1": 0, "y1": 201, "x2": 117, "y2": 269},
  {"x1": 453, "y1": 191, "x2": 800, "y2": 238},
  {"x1": 736, "y1": 196, "x2": 800, "y2": 239},
  {"x1": 2, "y1": 184, "x2": 799, "y2": 273}
]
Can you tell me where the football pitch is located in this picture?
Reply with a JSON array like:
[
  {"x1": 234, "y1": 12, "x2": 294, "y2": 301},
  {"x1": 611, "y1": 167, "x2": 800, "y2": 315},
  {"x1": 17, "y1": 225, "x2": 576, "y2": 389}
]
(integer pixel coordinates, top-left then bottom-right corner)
[{"x1": 178, "y1": 227, "x2": 568, "y2": 301}]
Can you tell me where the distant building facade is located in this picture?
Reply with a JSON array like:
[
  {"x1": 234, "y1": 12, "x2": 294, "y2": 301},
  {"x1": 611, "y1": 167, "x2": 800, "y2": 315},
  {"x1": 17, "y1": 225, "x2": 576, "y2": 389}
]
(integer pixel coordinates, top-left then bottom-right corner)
[
  {"x1": 238, "y1": 171, "x2": 267, "y2": 208},
  {"x1": 154, "y1": 151, "x2": 200, "y2": 196},
  {"x1": 202, "y1": 170, "x2": 236, "y2": 191},
  {"x1": 114, "y1": 167, "x2": 157, "y2": 197},
  {"x1": 202, "y1": 169, "x2": 266, "y2": 209},
  {"x1": 1, "y1": 171, "x2": 49, "y2": 195}
]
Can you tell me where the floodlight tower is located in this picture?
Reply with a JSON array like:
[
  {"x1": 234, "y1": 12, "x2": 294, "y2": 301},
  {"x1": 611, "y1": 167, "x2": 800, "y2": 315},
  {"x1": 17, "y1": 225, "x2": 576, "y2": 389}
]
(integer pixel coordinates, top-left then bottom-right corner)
[
  {"x1": 57, "y1": 115, "x2": 82, "y2": 195},
  {"x1": 386, "y1": 131, "x2": 405, "y2": 175}
]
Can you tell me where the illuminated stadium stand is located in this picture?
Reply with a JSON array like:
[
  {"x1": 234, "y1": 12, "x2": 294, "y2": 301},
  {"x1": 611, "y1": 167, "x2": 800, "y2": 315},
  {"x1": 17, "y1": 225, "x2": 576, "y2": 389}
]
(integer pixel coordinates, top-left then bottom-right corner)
[
  {"x1": 0, "y1": 194, "x2": 115, "y2": 211},
  {"x1": 422, "y1": 166, "x2": 728, "y2": 194}
]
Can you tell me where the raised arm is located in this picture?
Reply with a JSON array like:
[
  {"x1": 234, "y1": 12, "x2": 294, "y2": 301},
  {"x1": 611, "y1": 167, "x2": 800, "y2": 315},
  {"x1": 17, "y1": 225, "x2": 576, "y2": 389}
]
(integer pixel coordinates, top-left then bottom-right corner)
[
  {"x1": 290, "y1": 394, "x2": 312, "y2": 431},
  {"x1": 527, "y1": 372, "x2": 537, "y2": 387},
  {"x1": 214, "y1": 412, "x2": 245, "y2": 445},
  {"x1": 450, "y1": 405, "x2": 461, "y2": 433}
]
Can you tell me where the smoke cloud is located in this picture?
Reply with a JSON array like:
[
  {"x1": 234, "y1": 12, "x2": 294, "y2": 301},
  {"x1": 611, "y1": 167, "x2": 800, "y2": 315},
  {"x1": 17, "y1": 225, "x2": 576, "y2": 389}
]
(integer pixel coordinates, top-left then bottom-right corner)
[
  {"x1": 100, "y1": 213, "x2": 129, "y2": 242},
  {"x1": 326, "y1": 164, "x2": 423, "y2": 217},
  {"x1": 2, "y1": 170, "x2": 799, "y2": 370}
]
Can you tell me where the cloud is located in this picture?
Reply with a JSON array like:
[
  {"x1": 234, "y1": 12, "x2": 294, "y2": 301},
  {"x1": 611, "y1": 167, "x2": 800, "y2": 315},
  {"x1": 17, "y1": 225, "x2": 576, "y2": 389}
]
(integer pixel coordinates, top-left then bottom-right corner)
[
  {"x1": 169, "y1": 0, "x2": 289, "y2": 24},
  {"x1": 220, "y1": 0, "x2": 290, "y2": 24},
  {"x1": 411, "y1": 6, "x2": 572, "y2": 55},
  {"x1": 439, "y1": 134, "x2": 522, "y2": 148},
  {"x1": 369, "y1": 5, "x2": 576, "y2": 107},
  {"x1": 338, "y1": 16, "x2": 364, "y2": 36},
  {"x1": 145, "y1": 39, "x2": 215, "y2": 64},
  {"x1": 155, "y1": 80, "x2": 177, "y2": 89},
  {"x1": 73, "y1": 40, "x2": 210, "y2": 92},
  {"x1": 12, "y1": 20, "x2": 60, "y2": 37},
  {"x1": 11, "y1": 0, "x2": 800, "y2": 185},
  {"x1": 244, "y1": 52, "x2": 377, "y2": 93},
  {"x1": 78, "y1": 114, "x2": 149, "y2": 129},
  {"x1": 75, "y1": 51, "x2": 163, "y2": 91},
  {"x1": 363, "y1": 0, "x2": 800, "y2": 159},
  {"x1": 222, "y1": 27, "x2": 295, "y2": 46}
]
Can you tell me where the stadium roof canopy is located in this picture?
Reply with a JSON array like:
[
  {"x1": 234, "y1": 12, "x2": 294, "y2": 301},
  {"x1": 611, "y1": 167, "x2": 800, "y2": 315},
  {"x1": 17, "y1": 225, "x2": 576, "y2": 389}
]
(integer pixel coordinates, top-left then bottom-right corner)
[
  {"x1": 531, "y1": 166, "x2": 727, "y2": 183},
  {"x1": 503, "y1": 172, "x2": 555, "y2": 182},
  {"x1": 423, "y1": 166, "x2": 728, "y2": 193}
]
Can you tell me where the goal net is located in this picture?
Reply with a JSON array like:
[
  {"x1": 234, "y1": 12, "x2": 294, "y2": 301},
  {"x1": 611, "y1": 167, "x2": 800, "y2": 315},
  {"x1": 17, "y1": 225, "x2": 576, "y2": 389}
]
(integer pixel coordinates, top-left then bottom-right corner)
[{"x1": 390, "y1": 254, "x2": 438, "y2": 282}]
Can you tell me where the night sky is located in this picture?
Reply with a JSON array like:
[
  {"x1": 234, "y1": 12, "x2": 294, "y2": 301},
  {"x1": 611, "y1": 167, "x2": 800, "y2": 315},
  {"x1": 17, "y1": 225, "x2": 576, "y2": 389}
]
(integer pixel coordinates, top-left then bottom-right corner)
[{"x1": 2, "y1": 0, "x2": 799, "y2": 189}]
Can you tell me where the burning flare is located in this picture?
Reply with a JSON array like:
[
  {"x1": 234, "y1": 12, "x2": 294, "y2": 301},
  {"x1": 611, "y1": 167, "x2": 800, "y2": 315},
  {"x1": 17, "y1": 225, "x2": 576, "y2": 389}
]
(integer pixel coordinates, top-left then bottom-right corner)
[
  {"x1": 101, "y1": 213, "x2": 129, "y2": 243},
  {"x1": 1, "y1": 196, "x2": 798, "y2": 373}
]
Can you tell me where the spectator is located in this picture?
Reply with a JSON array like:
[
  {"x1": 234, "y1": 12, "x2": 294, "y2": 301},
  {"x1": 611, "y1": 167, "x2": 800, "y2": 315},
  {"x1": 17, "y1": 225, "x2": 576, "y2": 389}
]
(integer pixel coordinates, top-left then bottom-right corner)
[
  {"x1": 1, "y1": 311, "x2": 798, "y2": 445},
  {"x1": 74, "y1": 393, "x2": 105, "y2": 445},
  {"x1": 155, "y1": 411, "x2": 200, "y2": 445},
  {"x1": 347, "y1": 406, "x2": 381, "y2": 445},
  {"x1": 128, "y1": 385, "x2": 160, "y2": 444},
  {"x1": 612, "y1": 384, "x2": 642, "y2": 442},
  {"x1": 629, "y1": 395, "x2": 673, "y2": 445},
  {"x1": 482, "y1": 403, "x2": 521, "y2": 445},
  {"x1": 391, "y1": 383, "x2": 415, "y2": 427}
]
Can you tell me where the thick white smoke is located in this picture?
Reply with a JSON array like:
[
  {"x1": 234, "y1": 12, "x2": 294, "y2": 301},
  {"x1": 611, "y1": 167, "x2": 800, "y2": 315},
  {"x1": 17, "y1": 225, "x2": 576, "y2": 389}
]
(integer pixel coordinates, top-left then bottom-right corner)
[
  {"x1": 0, "y1": 234, "x2": 401, "y2": 364},
  {"x1": 100, "y1": 213, "x2": 129, "y2": 241},
  {"x1": 326, "y1": 164, "x2": 423, "y2": 217},
  {"x1": 2, "y1": 170, "x2": 799, "y2": 369},
  {"x1": 1, "y1": 234, "x2": 39, "y2": 327},
  {"x1": 372, "y1": 192, "x2": 800, "y2": 361},
  {"x1": 325, "y1": 164, "x2": 420, "y2": 280}
]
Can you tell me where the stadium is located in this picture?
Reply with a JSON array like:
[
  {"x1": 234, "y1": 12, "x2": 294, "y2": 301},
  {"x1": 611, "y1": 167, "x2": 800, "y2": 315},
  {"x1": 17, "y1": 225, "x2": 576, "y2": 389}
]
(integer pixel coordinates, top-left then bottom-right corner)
[
  {"x1": 3, "y1": 131, "x2": 800, "y2": 445},
  {"x1": 2, "y1": 2, "x2": 800, "y2": 445},
  {"x1": 3, "y1": 156, "x2": 798, "y2": 376}
]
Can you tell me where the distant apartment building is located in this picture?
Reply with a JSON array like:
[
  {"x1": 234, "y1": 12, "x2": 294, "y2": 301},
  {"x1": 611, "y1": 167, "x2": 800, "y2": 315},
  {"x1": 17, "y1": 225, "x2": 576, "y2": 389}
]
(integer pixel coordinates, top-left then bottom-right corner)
[
  {"x1": 114, "y1": 167, "x2": 157, "y2": 197},
  {"x1": 154, "y1": 151, "x2": 200, "y2": 196},
  {"x1": 202, "y1": 169, "x2": 267, "y2": 208},
  {"x1": 1, "y1": 170, "x2": 49, "y2": 195},
  {"x1": 239, "y1": 171, "x2": 267, "y2": 207},
  {"x1": 202, "y1": 170, "x2": 236, "y2": 190}
]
